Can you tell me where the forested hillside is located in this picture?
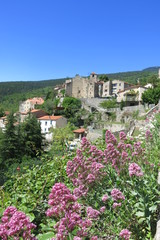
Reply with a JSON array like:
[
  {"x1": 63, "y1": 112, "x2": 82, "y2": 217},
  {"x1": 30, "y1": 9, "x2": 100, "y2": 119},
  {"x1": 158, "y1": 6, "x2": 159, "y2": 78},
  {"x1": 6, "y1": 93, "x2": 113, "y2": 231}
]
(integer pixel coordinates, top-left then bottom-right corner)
[
  {"x1": 0, "y1": 78, "x2": 66, "y2": 98},
  {"x1": 102, "y1": 66, "x2": 160, "y2": 84},
  {"x1": 0, "y1": 66, "x2": 159, "y2": 111}
]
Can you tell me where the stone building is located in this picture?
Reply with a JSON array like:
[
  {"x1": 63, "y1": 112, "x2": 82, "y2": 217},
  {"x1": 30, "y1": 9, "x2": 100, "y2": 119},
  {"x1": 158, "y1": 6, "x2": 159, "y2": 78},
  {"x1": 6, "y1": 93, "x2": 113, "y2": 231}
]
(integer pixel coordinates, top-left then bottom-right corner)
[
  {"x1": 102, "y1": 80, "x2": 133, "y2": 97},
  {"x1": 65, "y1": 73, "x2": 99, "y2": 98},
  {"x1": 65, "y1": 73, "x2": 135, "y2": 99}
]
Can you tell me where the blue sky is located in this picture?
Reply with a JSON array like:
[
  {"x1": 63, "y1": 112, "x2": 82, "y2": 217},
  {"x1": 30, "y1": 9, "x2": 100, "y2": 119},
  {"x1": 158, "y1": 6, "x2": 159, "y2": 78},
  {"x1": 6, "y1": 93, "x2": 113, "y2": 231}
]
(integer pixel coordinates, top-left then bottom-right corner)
[{"x1": 0, "y1": 0, "x2": 160, "y2": 81}]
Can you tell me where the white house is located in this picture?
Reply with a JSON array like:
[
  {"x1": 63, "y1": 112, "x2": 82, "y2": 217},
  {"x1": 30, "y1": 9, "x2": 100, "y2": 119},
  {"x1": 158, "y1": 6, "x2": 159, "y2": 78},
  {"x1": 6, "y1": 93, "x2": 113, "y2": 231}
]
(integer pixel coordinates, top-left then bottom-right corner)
[
  {"x1": 117, "y1": 86, "x2": 147, "y2": 105},
  {"x1": 38, "y1": 115, "x2": 67, "y2": 141}
]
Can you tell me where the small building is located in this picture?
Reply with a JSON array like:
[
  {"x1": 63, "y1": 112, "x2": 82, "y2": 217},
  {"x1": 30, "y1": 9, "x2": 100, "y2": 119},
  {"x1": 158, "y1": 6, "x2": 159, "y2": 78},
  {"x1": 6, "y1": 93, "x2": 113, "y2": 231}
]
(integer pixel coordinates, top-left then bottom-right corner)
[
  {"x1": 0, "y1": 116, "x2": 7, "y2": 132},
  {"x1": 38, "y1": 115, "x2": 67, "y2": 141},
  {"x1": 19, "y1": 97, "x2": 44, "y2": 113},
  {"x1": 102, "y1": 80, "x2": 133, "y2": 97},
  {"x1": 117, "y1": 86, "x2": 147, "y2": 106},
  {"x1": 73, "y1": 128, "x2": 86, "y2": 139}
]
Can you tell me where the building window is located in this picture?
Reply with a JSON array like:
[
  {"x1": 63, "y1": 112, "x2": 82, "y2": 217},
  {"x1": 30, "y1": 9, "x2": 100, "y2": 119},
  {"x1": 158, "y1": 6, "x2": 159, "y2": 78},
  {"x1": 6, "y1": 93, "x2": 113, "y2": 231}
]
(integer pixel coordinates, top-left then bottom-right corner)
[
  {"x1": 119, "y1": 83, "x2": 121, "y2": 86},
  {"x1": 50, "y1": 120, "x2": 52, "y2": 124},
  {"x1": 45, "y1": 121, "x2": 47, "y2": 126},
  {"x1": 45, "y1": 128, "x2": 46, "y2": 132},
  {"x1": 105, "y1": 89, "x2": 107, "y2": 92}
]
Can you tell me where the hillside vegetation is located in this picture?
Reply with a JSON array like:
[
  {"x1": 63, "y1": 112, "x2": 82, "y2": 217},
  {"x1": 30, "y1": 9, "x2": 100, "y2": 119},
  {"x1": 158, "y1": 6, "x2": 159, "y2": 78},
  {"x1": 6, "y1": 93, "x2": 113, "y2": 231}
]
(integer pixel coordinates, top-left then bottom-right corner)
[{"x1": 0, "y1": 66, "x2": 159, "y2": 111}]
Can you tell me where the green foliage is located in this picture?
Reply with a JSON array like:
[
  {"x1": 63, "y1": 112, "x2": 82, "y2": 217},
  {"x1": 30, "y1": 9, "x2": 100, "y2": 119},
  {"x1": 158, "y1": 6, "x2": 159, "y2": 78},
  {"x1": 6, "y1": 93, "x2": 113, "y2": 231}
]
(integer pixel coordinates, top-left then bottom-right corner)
[
  {"x1": 99, "y1": 74, "x2": 109, "y2": 82},
  {"x1": 147, "y1": 74, "x2": 159, "y2": 87},
  {"x1": 0, "y1": 113, "x2": 20, "y2": 163},
  {"x1": 62, "y1": 97, "x2": 82, "y2": 125},
  {"x1": 51, "y1": 123, "x2": 74, "y2": 154},
  {"x1": 106, "y1": 67, "x2": 159, "y2": 85},
  {"x1": 21, "y1": 114, "x2": 43, "y2": 157},
  {"x1": 142, "y1": 87, "x2": 160, "y2": 105},
  {"x1": 132, "y1": 110, "x2": 139, "y2": 120},
  {"x1": 100, "y1": 99, "x2": 117, "y2": 109},
  {"x1": 120, "y1": 100, "x2": 125, "y2": 110},
  {"x1": 0, "y1": 113, "x2": 43, "y2": 175},
  {"x1": 0, "y1": 108, "x2": 5, "y2": 117}
]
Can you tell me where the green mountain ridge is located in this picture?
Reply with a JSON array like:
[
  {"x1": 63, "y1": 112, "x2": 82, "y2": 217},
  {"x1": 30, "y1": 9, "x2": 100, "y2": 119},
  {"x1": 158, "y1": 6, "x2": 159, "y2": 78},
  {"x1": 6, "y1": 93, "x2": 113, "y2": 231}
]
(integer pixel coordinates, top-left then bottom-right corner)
[{"x1": 0, "y1": 66, "x2": 159, "y2": 112}]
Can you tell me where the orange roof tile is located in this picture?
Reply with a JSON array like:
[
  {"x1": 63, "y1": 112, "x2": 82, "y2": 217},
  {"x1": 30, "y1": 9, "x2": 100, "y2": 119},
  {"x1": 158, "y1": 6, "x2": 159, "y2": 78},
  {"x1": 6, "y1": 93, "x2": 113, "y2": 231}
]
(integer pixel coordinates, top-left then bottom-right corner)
[
  {"x1": 73, "y1": 128, "x2": 85, "y2": 133},
  {"x1": 38, "y1": 115, "x2": 62, "y2": 120}
]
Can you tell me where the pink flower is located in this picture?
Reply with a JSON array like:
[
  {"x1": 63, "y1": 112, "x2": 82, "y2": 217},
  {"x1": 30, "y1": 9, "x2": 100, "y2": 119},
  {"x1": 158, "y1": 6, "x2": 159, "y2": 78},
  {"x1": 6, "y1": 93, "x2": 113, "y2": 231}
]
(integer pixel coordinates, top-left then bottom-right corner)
[
  {"x1": 0, "y1": 206, "x2": 36, "y2": 239},
  {"x1": 91, "y1": 236, "x2": 98, "y2": 240},
  {"x1": 86, "y1": 207, "x2": 100, "y2": 219},
  {"x1": 145, "y1": 129, "x2": 152, "y2": 140},
  {"x1": 113, "y1": 202, "x2": 122, "y2": 208},
  {"x1": 119, "y1": 229, "x2": 131, "y2": 239},
  {"x1": 105, "y1": 130, "x2": 117, "y2": 145},
  {"x1": 111, "y1": 188, "x2": 125, "y2": 202},
  {"x1": 119, "y1": 131, "x2": 127, "y2": 141},
  {"x1": 102, "y1": 194, "x2": 108, "y2": 202},
  {"x1": 100, "y1": 206, "x2": 106, "y2": 213},
  {"x1": 129, "y1": 163, "x2": 143, "y2": 177}
]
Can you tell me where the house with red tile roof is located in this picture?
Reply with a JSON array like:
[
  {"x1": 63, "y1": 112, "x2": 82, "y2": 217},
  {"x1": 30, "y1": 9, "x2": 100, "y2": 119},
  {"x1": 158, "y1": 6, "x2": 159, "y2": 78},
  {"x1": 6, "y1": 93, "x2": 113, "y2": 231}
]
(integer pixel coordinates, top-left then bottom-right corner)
[
  {"x1": 73, "y1": 128, "x2": 86, "y2": 139},
  {"x1": 38, "y1": 115, "x2": 67, "y2": 141},
  {"x1": 19, "y1": 97, "x2": 44, "y2": 113}
]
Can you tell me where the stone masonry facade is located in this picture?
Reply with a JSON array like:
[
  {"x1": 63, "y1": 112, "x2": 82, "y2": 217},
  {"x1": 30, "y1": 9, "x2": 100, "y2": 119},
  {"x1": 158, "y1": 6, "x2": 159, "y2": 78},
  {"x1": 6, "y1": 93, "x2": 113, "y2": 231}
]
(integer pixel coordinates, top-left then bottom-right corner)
[{"x1": 65, "y1": 72, "x2": 133, "y2": 99}]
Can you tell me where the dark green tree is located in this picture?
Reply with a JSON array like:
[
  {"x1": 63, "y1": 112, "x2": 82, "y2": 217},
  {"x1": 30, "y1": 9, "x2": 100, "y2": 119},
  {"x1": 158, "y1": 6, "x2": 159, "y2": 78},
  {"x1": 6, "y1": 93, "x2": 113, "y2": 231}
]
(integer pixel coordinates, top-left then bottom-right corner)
[
  {"x1": 0, "y1": 113, "x2": 20, "y2": 163},
  {"x1": 0, "y1": 107, "x2": 5, "y2": 117},
  {"x1": 62, "y1": 97, "x2": 81, "y2": 119},
  {"x1": 99, "y1": 74, "x2": 109, "y2": 82},
  {"x1": 142, "y1": 87, "x2": 160, "y2": 105},
  {"x1": 147, "y1": 75, "x2": 159, "y2": 88},
  {"x1": 21, "y1": 115, "x2": 43, "y2": 157}
]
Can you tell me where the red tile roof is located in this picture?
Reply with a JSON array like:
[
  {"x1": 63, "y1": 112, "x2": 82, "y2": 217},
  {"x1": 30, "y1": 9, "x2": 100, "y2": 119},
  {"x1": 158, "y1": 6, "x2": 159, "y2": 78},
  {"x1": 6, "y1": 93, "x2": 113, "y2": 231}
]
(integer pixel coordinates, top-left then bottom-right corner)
[
  {"x1": 73, "y1": 128, "x2": 85, "y2": 133},
  {"x1": 38, "y1": 115, "x2": 62, "y2": 120}
]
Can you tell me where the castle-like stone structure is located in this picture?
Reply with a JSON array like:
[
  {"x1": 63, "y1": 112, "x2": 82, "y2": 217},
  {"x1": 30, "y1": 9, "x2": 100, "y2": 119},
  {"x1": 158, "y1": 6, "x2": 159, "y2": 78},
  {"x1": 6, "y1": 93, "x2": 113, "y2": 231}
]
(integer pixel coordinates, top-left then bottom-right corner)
[{"x1": 65, "y1": 73, "x2": 133, "y2": 99}]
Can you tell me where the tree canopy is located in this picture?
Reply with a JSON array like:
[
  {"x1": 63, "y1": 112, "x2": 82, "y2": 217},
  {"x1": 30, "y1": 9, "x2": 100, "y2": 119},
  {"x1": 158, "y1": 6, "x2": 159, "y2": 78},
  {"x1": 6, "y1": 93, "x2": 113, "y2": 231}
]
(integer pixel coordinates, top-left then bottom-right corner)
[{"x1": 142, "y1": 87, "x2": 160, "y2": 105}]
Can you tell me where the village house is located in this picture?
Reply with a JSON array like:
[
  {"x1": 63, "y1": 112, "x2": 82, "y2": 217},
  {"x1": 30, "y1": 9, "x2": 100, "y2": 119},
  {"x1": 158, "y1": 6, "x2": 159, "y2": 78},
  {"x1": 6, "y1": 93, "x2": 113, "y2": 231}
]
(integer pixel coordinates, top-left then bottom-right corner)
[
  {"x1": 0, "y1": 116, "x2": 7, "y2": 132},
  {"x1": 73, "y1": 128, "x2": 87, "y2": 140},
  {"x1": 18, "y1": 109, "x2": 48, "y2": 122},
  {"x1": 117, "y1": 85, "x2": 147, "y2": 106},
  {"x1": 102, "y1": 80, "x2": 133, "y2": 97},
  {"x1": 19, "y1": 97, "x2": 44, "y2": 113},
  {"x1": 38, "y1": 115, "x2": 67, "y2": 141}
]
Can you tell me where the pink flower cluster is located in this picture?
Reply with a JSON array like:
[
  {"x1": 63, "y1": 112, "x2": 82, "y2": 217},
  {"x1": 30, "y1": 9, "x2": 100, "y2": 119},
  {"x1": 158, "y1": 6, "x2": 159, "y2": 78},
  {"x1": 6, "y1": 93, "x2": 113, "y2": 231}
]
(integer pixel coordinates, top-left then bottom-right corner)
[
  {"x1": 86, "y1": 207, "x2": 100, "y2": 219},
  {"x1": 105, "y1": 130, "x2": 117, "y2": 145},
  {"x1": 111, "y1": 188, "x2": 125, "y2": 209},
  {"x1": 119, "y1": 229, "x2": 131, "y2": 239},
  {"x1": 145, "y1": 129, "x2": 153, "y2": 140},
  {"x1": 128, "y1": 163, "x2": 143, "y2": 177},
  {"x1": 102, "y1": 194, "x2": 108, "y2": 202},
  {"x1": 104, "y1": 131, "x2": 130, "y2": 174},
  {"x1": 0, "y1": 206, "x2": 36, "y2": 240},
  {"x1": 104, "y1": 130, "x2": 145, "y2": 174},
  {"x1": 111, "y1": 188, "x2": 125, "y2": 202},
  {"x1": 46, "y1": 183, "x2": 96, "y2": 239},
  {"x1": 67, "y1": 137, "x2": 105, "y2": 197}
]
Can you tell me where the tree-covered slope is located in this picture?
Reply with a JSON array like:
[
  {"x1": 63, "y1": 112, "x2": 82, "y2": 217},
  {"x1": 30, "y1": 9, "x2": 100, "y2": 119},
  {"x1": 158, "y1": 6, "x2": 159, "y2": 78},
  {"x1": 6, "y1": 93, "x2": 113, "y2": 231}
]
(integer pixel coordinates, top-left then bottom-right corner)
[
  {"x1": 0, "y1": 78, "x2": 66, "y2": 98},
  {"x1": 100, "y1": 66, "x2": 160, "y2": 84}
]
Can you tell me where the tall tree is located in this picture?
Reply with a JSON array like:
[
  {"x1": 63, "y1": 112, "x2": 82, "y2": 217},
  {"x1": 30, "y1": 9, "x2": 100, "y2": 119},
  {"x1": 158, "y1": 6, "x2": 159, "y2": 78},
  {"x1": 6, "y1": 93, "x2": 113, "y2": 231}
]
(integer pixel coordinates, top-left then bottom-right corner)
[
  {"x1": 0, "y1": 113, "x2": 20, "y2": 163},
  {"x1": 21, "y1": 114, "x2": 43, "y2": 157}
]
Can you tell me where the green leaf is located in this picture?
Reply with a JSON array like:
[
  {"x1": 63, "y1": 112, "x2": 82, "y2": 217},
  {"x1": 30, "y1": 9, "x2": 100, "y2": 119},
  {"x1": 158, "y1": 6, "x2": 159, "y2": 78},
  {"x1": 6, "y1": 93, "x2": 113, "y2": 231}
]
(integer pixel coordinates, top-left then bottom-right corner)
[
  {"x1": 37, "y1": 232, "x2": 55, "y2": 240},
  {"x1": 149, "y1": 205, "x2": 157, "y2": 212},
  {"x1": 135, "y1": 211, "x2": 144, "y2": 217}
]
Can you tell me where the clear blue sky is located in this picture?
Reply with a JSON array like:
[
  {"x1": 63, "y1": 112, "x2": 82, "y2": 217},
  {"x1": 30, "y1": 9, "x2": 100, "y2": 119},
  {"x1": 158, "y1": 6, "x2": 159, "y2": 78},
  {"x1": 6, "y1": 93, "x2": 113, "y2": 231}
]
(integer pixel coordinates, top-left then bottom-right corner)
[{"x1": 0, "y1": 0, "x2": 160, "y2": 81}]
